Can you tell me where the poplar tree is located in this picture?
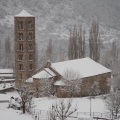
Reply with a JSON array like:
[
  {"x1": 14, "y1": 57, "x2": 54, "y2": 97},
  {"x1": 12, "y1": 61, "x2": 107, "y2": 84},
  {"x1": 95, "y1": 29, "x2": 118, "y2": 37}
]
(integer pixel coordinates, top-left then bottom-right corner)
[
  {"x1": 68, "y1": 25, "x2": 86, "y2": 60},
  {"x1": 46, "y1": 38, "x2": 53, "y2": 61},
  {"x1": 5, "y1": 36, "x2": 12, "y2": 68},
  {"x1": 89, "y1": 20, "x2": 100, "y2": 62}
]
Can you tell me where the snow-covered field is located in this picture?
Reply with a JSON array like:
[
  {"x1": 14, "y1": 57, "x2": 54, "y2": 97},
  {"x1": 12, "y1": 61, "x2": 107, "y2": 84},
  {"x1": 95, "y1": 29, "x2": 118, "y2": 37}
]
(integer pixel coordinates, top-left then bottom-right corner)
[
  {"x1": 0, "y1": 92, "x2": 33, "y2": 120},
  {"x1": 33, "y1": 96, "x2": 107, "y2": 113},
  {"x1": 0, "y1": 106, "x2": 33, "y2": 120},
  {"x1": 0, "y1": 91, "x2": 19, "y2": 101},
  {"x1": 0, "y1": 91, "x2": 108, "y2": 120}
]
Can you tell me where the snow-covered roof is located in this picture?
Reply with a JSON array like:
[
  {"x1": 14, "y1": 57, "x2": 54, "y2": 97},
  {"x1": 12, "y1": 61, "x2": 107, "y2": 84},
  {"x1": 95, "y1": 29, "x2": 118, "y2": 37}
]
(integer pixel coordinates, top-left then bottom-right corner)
[
  {"x1": 15, "y1": 9, "x2": 34, "y2": 17},
  {"x1": 51, "y1": 57, "x2": 111, "y2": 78},
  {"x1": 0, "y1": 79, "x2": 15, "y2": 82},
  {"x1": 54, "y1": 80, "x2": 66, "y2": 86},
  {"x1": 26, "y1": 77, "x2": 33, "y2": 83},
  {"x1": 32, "y1": 68, "x2": 56, "y2": 79},
  {"x1": 26, "y1": 68, "x2": 56, "y2": 82},
  {"x1": 33, "y1": 70, "x2": 52, "y2": 79},
  {"x1": 0, "y1": 74, "x2": 13, "y2": 77},
  {"x1": 44, "y1": 68, "x2": 56, "y2": 76},
  {"x1": 0, "y1": 69, "x2": 13, "y2": 74}
]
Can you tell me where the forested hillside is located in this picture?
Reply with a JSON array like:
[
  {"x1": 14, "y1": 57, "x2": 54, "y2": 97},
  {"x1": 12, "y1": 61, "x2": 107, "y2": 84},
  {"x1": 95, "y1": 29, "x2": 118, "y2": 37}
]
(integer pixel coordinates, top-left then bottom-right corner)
[{"x1": 0, "y1": 0, "x2": 120, "y2": 68}]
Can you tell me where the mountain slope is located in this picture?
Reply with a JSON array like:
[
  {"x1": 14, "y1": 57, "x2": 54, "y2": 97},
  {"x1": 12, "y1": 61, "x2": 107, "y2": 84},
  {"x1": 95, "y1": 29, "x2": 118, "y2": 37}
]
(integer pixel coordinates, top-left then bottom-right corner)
[{"x1": 0, "y1": 0, "x2": 120, "y2": 49}]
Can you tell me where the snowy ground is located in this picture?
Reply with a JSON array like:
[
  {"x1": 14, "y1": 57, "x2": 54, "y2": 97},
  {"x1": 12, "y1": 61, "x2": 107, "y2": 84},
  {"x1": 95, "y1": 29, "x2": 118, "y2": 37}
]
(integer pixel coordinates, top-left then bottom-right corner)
[
  {"x1": 0, "y1": 105, "x2": 33, "y2": 120},
  {"x1": 0, "y1": 91, "x2": 109, "y2": 120},
  {"x1": 32, "y1": 96, "x2": 111, "y2": 119},
  {"x1": 0, "y1": 91, "x2": 19, "y2": 101},
  {"x1": 33, "y1": 96, "x2": 107, "y2": 113},
  {"x1": 0, "y1": 92, "x2": 33, "y2": 120}
]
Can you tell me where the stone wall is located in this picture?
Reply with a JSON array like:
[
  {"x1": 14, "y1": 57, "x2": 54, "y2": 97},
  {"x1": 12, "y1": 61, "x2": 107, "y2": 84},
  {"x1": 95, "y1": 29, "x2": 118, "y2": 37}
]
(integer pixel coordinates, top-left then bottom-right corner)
[
  {"x1": 56, "y1": 72, "x2": 111, "y2": 97},
  {"x1": 81, "y1": 72, "x2": 111, "y2": 96},
  {"x1": 14, "y1": 16, "x2": 35, "y2": 85}
]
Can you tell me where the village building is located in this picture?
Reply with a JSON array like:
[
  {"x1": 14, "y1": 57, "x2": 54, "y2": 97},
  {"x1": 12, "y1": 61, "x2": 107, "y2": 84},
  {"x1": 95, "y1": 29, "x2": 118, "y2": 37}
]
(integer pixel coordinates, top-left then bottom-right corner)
[
  {"x1": 0, "y1": 69, "x2": 15, "y2": 92},
  {"x1": 27, "y1": 57, "x2": 111, "y2": 97}
]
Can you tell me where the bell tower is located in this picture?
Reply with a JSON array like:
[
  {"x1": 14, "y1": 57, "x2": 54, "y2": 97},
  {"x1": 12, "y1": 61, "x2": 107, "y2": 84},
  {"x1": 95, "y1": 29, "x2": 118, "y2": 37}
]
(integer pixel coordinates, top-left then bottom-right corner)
[{"x1": 14, "y1": 10, "x2": 35, "y2": 84}]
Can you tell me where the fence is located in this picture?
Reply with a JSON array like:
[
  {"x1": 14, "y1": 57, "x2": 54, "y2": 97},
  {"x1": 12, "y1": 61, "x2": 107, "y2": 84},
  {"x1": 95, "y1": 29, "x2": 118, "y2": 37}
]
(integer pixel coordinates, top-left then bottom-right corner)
[
  {"x1": 77, "y1": 112, "x2": 112, "y2": 119},
  {"x1": 31, "y1": 109, "x2": 113, "y2": 120},
  {"x1": 0, "y1": 100, "x2": 9, "y2": 103},
  {"x1": 31, "y1": 109, "x2": 49, "y2": 120}
]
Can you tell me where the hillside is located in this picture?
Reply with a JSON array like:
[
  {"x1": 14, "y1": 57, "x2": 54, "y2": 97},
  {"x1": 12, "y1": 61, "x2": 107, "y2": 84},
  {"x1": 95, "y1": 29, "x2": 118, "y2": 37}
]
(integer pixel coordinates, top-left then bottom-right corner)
[
  {"x1": 0, "y1": 0, "x2": 120, "y2": 68},
  {"x1": 0, "y1": 0, "x2": 120, "y2": 42}
]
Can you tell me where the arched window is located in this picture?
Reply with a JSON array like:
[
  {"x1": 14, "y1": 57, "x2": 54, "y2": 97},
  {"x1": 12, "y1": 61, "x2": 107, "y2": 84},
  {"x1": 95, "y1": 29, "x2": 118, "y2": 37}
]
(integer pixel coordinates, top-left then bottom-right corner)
[
  {"x1": 29, "y1": 44, "x2": 32, "y2": 50},
  {"x1": 19, "y1": 33, "x2": 23, "y2": 40},
  {"x1": 29, "y1": 64, "x2": 32, "y2": 70},
  {"x1": 28, "y1": 33, "x2": 32, "y2": 40},
  {"x1": 28, "y1": 21, "x2": 32, "y2": 29},
  {"x1": 29, "y1": 54, "x2": 33, "y2": 60},
  {"x1": 19, "y1": 44, "x2": 23, "y2": 51},
  {"x1": 20, "y1": 74, "x2": 22, "y2": 79},
  {"x1": 19, "y1": 55, "x2": 23, "y2": 61},
  {"x1": 19, "y1": 64, "x2": 23, "y2": 70},
  {"x1": 18, "y1": 21, "x2": 23, "y2": 29}
]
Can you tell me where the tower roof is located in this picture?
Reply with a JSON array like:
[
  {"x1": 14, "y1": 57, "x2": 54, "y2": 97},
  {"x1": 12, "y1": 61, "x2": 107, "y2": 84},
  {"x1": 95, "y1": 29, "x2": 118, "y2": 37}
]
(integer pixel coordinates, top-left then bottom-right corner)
[{"x1": 15, "y1": 9, "x2": 34, "y2": 17}]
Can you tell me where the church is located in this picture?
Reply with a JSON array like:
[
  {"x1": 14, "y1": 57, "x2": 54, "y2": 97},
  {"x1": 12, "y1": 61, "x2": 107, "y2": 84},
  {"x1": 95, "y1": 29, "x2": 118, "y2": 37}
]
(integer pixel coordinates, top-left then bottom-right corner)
[
  {"x1": 14, "y1": 10, "x2": 111, "y2": 97},
  {"x1": 26, "y1": 57, "x2": 111, "y2": 97}
]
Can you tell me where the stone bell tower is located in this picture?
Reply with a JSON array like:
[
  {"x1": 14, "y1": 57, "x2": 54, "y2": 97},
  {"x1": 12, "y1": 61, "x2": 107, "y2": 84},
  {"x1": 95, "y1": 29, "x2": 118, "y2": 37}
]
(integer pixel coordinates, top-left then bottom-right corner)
[{"x1": 14, "y1": 10, "x2": 35, "y2": 84}]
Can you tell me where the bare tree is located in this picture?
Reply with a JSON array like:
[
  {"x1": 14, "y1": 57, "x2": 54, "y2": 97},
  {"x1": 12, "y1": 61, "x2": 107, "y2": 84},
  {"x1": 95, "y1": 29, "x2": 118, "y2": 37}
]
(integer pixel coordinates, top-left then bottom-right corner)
[
  {"x1": 108, "y1": 73, "x2": 120, "y2": 93},
  {"x1": 49, "y1": 99, "x2": 77, "y2": 120},
  {"x1": 63, "y1": 69, "x2": 82, "y2": 97},
  {"x1": 78, "y1": 26, "x2": 86, "y2": 58},
  {"x1": 5, "y1": 36, "x2": 12, "y2": 68},
  {"x1": 34, "y1": 78, "x2": 55, "y2": 98},
  {"x1": 89, "y1": 20, "x2": 100, "y2": 62},
  {"x1": 82, "y1": 30, "x2": 86, "y2": 58},
  {"x1": 101, "y1": 40, "x2": 120, "y2": 70},
  {"x1": 111, "y1": 41, "x2": 119, "y2": 63},
  {"x1": 68, "y1": 25, "x2": 86, "y2": 60},
  {"x1": 68, "y1": 26, "x2": 78, "y2": 59},
  {"x1": 0, "y1": 39, "x2": 1, "y2": 65},
  {"x1": 38, "y1": 49, "x2": 48, "y2": 68},
  {"x1": 90, "y1": 80, "x2": 101, "y2": 96},
  {"x1": 46, "y1": 38, "x2": 53, "y2": 62},
  {"x1": 49, "y1": 108, "x2": 57, "y2": 120},
  {"x1": 26, "y1": 94, "x2": 33, "y2": 113},
  {"x1": 55, "y1": 47, "x2": 67, "y2": 62},
  {"x1": 16, "y1": 82, "x2": 34, "y2": 114},
  {"x1": 41, "y1": 78, "x2": 55, "y2": 97},
  {"x1": 104, "y1": 91, "x2": 120, "y2": 119},
  {"x1": 100, "y1": 50, "x2": 112, "y2": 69},
  {"x1": 51, "y1": 46, "x2": 67, "y2": 63},
  {"x1": 35, "y1": 42, "x2": 38, "y2": 69},
  {"x1": 106, "y1": 73, "x2": 120, "y2": 119},
  {"x1": 34, "y1": 80, "x2": 41, "y2": 98}
]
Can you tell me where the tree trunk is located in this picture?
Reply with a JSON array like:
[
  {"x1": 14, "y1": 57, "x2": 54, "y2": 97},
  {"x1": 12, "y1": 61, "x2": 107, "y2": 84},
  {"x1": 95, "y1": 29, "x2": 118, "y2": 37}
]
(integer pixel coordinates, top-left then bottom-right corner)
[
  {"x1": 70, "y1": 91, "x2": 73, "y2": 97},
  {"x1": 37, "y1": 93, "x2": 38, "y2": 98},
  {"x1": 115, "y1": 110, "x2": 118, "y2": 119},
  {"x1": 23, "y1": 102, "x2": 26, "y2": 114}
]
